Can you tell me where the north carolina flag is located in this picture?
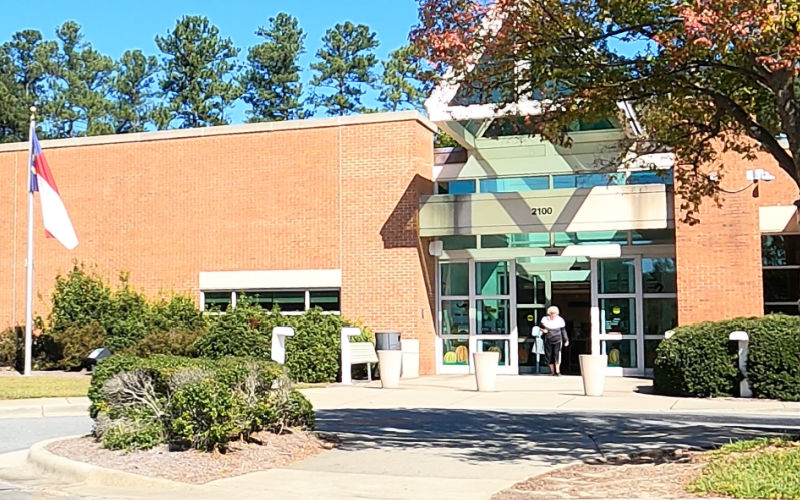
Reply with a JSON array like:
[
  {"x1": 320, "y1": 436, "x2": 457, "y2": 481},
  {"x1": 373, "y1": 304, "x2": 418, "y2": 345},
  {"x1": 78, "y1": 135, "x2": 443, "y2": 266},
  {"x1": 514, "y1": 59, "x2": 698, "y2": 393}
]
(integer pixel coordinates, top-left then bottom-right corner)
[{"x1": 30, "y1": 132, "x2": 78, "y2": 250}]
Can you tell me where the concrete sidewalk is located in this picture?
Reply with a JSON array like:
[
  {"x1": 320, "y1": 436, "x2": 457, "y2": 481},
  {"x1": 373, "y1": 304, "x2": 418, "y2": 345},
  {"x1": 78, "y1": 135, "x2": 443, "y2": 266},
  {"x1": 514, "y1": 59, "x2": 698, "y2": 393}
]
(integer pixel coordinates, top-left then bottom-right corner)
[
  {"x1": 303, "y1": 374, "x2": 800, "y2": 415},
  {"x1": 0, "y1": 396, "x2": 90, "y2": 418}
]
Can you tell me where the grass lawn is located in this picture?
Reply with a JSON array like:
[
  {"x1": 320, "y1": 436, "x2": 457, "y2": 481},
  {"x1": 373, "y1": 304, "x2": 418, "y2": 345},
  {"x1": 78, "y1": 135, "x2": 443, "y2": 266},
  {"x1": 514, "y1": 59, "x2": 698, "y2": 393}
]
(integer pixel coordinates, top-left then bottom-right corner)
[
  {"x1": 690, "y1": 436, "x2": 800, "y2": 499},
  {"x1": 0, "y1": 375, "x2": 90, "y2": 399}
]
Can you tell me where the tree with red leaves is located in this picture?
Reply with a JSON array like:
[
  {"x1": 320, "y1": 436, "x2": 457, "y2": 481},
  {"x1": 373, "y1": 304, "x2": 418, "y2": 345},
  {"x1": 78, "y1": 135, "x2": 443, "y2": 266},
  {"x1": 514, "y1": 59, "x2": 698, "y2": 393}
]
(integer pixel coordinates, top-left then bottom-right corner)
[{"x1": 411, "y1": 0, "x2": 800, "y2": 222}]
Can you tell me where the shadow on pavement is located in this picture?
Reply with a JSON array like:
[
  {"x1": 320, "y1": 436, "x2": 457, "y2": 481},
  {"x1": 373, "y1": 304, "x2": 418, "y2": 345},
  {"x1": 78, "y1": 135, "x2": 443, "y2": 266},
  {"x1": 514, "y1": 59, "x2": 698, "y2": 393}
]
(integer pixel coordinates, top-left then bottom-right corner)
[{"x1": 316, "y1": 408, "x2": 799, "y2": 466}]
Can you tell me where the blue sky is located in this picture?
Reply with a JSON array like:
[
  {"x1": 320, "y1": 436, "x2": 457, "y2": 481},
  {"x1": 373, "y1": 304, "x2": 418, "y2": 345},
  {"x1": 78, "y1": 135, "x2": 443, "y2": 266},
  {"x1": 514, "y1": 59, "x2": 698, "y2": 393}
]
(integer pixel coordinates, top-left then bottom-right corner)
[{"x1": 1, "y1": 0, "x2": 422, "y2": 122}]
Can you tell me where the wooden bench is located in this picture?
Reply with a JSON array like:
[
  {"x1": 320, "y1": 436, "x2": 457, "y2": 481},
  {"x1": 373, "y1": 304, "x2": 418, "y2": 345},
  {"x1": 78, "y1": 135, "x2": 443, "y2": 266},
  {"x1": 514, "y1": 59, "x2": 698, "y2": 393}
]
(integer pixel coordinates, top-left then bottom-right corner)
[{"x1": 349, "y1": 342, "x2": 379, "y2": 382}]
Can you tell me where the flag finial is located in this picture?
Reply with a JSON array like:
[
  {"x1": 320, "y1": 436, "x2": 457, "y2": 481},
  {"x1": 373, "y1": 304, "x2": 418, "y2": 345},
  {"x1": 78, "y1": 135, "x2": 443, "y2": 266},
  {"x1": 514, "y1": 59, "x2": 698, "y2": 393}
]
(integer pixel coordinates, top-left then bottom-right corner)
[{"x1": 29, "y1": 106, "x2": 36, "y2": 121}]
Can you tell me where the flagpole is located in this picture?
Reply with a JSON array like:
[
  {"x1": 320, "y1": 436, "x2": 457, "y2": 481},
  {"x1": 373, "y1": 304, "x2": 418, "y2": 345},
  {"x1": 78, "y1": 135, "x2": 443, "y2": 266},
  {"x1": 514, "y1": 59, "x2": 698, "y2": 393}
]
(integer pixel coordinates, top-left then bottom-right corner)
[{"x1": 24, "y1": 106, "x2": 36, "y2": 376}]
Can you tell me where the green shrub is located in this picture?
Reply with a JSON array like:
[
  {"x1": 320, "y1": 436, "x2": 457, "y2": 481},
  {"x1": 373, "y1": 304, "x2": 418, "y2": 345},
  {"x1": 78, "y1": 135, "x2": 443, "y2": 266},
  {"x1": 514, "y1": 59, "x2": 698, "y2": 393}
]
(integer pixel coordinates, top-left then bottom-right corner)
[
  {"x1": 747, "y1": 315, "x2": 800, "y2": 401},
  {"x1": 148, "y1": 295, "x2": 206, "y2": 333},
  {"x1": 122, "y1": 328, "x2": 202, "y2": 357},
  {"x1": 49, "y1": 264, "x2": 113, "y2": 333},
  {"x1": 0, "y1": 328, "x2": 23, "y2": 371},
  {"x1": 654, "y1": 315, "x2": 800, "y2": 400},
  {"x1": 193, "y1": 301, "x2": 287, "y2": 359},
  {"x1": 653, "y1": 320, "x2": 740, "y2": 397},
  {"x1": 43, "y1": 322, "x2": 106, "y2": 370},
  {"x1": 90, "y1": 355, "x2": 313, "y2": 452},
  {"x1": 285, "y1": 308, "x2": 372, "y2": 383},
  {"x1": 169, "y1": 378, "x2": 240, "y2": 451}
]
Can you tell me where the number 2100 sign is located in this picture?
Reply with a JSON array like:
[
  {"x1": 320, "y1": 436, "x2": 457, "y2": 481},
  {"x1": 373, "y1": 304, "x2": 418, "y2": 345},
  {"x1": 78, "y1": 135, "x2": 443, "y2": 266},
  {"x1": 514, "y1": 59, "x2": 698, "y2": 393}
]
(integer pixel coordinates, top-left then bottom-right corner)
[{"x1": 530, "y1": 206, "x2": 553, "y2": 216}]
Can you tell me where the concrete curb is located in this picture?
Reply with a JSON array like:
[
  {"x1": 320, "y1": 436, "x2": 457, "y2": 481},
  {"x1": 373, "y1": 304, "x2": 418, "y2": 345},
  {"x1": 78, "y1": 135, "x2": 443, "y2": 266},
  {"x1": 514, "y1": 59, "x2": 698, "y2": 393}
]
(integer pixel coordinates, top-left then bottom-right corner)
[
  {"x1": 0, "y1": 397, "x2": 90, "y2": 419},
  {"x1": 26, "y1": 436, "x2": 191, "y2": 492}
]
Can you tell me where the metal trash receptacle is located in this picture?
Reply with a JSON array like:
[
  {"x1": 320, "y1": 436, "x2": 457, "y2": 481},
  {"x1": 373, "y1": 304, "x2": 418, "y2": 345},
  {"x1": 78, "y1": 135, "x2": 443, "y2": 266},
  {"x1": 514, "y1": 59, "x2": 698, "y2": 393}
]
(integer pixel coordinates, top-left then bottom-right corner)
[{"x1": 375, "y1": 331, "x2": 401, "y2": 351}]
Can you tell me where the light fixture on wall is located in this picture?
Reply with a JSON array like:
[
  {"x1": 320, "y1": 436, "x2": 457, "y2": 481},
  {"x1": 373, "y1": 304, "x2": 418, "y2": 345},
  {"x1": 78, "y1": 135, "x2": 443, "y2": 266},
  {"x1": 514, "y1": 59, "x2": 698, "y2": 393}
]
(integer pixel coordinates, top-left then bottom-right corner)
[
  {"x1": 746, "y1": 168, "x2": 775, "y2": 198},
  {"x1": 428, "y1": 240, "x2": 443, "y2": 256}
]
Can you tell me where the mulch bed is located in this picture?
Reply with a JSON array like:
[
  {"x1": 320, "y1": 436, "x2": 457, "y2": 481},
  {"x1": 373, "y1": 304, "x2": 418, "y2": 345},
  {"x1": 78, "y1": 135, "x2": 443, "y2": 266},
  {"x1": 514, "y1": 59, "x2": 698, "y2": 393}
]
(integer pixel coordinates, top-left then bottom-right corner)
[
  {"x1": 47, "y1": 431, "x2": 339, "y2": 484},
  {"x1": 493, "y1": 449, "x2": 710, "y2": 499}
]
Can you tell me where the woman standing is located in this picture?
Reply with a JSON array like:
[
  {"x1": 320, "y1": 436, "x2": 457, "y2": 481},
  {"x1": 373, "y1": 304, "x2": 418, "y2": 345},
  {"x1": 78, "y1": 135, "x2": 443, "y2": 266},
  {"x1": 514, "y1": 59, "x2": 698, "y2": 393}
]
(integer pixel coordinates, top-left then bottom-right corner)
[{"x1": 540, "y1": 306, "x2": 569, "y2": 376}]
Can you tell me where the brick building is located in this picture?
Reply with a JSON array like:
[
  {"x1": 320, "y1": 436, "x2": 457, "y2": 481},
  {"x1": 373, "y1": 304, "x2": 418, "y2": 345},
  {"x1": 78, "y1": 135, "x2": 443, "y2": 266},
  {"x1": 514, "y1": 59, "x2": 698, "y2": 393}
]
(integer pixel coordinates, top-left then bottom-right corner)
[{"x1": 0, "y1": 110, "x2": 796, "y2": 377}]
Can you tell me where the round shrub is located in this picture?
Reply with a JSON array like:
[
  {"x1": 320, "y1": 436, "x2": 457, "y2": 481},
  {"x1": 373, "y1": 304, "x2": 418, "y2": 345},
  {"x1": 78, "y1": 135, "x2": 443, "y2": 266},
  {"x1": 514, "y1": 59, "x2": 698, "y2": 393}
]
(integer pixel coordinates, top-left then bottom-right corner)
[
  {"x1": 746, "y1": 314, "x2": 800, "y2": 401},
  {"x1": 285, "y1": 308, "x2": 372, "y2": 383},
  {"x1": 654, "y1": 315, "x2": 800, "y2": 400},
  {"x1": 653, "y1": 320, "x2": 740, "y2": 397},
  {"x1": 90, "y1": 355, "x2": 312, "y2": 452}
]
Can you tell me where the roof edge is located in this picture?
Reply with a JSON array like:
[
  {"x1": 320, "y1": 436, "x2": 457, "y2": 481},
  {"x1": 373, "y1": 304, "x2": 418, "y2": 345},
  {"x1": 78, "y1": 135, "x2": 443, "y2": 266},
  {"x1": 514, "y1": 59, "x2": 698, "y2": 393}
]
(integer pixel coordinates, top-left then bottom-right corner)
[{"x1": 0, "y1": 110, "x2": 438, "y2": 152}]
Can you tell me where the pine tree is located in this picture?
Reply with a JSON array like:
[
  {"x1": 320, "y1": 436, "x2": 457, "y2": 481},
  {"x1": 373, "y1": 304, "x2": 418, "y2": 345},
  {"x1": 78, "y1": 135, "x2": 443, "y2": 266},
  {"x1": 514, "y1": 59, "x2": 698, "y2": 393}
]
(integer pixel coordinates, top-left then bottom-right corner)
[
  {"x1": 378, "y1": 44, "x2": 431, "y2": 112},
  {"x1": 110, "y1": 50, "x2": 159, "y2": 133},
  {"x1": 310, "y1": 21, "x2": 379, "y2": 116},
  {"x1": 242, "y1": 13, "x2": 307, "y2": 122},
  {"x1": 0, "y1": 30, "x2": 56, "y2": 141},
  {"x1": 42, "y1": 21, "x2": 115, "y2": 138},
  {"x1": 156, "y1": 15, "x2": 241, "y2": 128}
]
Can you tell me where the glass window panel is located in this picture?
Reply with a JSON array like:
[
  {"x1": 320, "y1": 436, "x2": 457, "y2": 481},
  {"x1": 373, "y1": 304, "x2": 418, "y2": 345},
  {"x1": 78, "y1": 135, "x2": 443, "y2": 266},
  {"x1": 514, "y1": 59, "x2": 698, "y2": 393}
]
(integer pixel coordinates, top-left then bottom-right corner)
[
  {"x1": 644, "y1": 298, "x2": 677, "y2": 335},
  {"x1": 599, "y1": 259, "x2": 636, "y2": 294},
  {"x1": 440, "y1": 236, "x2": 477, "y2": 250},
  {"x1": 762, "y1": 235, "x2": 800, "y2": 266},
  {"x1": 554, "y1": 231, "x2": 627, "y2": 247},
  {"x1": 602, "y1": 339, "x2": 637, "y2": 368},
  {"x1": 764, "y1": 303, "x2": 799, "y2": 315},
  {"x1": 476, "y1": 299, "x2": 510, "y2": 335},
  {"x1": 438, "y1": 180, "x2": 476, "y2": 195},
  {"x1": 442, "y1": 338, "x2": 469, "y2": 365},
  {"x1": 601, "y1": 298, "x2": 636, "y2": 334},
  {"x1": 645, "y1": 339, "x2": 662, "y2": 369},
  {"x1": 441, "y1": 262, "x2": 469, "y2": 296},
  {"x1": 480, "y1": 176, "x2": 549, "y2": 193},
  {"x1": 516, "y1": 271, "x2": 546, "y2": 305},
  {"x1": 553, "y1": 173, "x2": 625, "y2": 189},
  {"x1": 627, "y1": 170, "x2": 674, "y2": 185},
  {"x1": 441, "y1": 300, "x2": 470, "y2": 335},
  {"x1": 309, "y1": 290, "x2": 340, "y2": 311},
  {"x1": 642, "y1": 258, "x2": 677, "y2": 293},
  {"x1": 482, "y1": 233, "x2": 550, "y2": 248},
  {"x1": 475, "y1": 261, "x2": 509, "y2": 295},
  {"x1": 763, "y1": 269, "x2": 800, "y2": 302},
  {"x1": 203, "y1": 291, "x2": 231, "y2": 311},
  {"x1": 631, "y1": 229, "x2": 676, "y2": 245},
  {"x1": 270, "y1": 291, "x2": 306, "y2": 312},
  {"x1": 566, "y1": 118, "x2": 618, "y2": 131},
  {"x1": 477, "y1": 339, "x2": 509, "y2": 366}
]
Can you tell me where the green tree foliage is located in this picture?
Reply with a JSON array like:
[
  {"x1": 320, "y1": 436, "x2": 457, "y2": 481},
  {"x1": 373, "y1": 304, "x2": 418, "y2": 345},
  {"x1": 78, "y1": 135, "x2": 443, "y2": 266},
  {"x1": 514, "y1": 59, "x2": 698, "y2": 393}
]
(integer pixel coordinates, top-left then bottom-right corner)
[
  {"x1": 310, "y1": 21, "x2": 379, "y2": 116},
  {"x1": 242, "y1": 13, "x2": 307, "y2": 121},
  {"x1": 43, "y1": 21, "x2": 115, "y2": 138},
  {"x1": 110, "y1": 50, "x2": 159, "y2": 133},
  {"x1": 155, "y1": 15, "x2": 241, "y2": 128},
  {"x1": 0, "y1": 30, "x2": 57, "y2": 142},
  {"x1": 412, "y1": 0, "x2": 800, "y2": 222},
  {"x1": 379, "y1": 44, "x2": 431, "y2": 112}
]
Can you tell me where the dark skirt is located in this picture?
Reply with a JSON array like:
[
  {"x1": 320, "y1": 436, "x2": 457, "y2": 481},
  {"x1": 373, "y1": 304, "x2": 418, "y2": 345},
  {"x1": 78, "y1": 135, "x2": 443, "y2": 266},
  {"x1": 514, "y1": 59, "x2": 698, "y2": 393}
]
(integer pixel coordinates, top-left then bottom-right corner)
[{"x1": 544, "y1": 341, "x2": 562, "y2": 365}]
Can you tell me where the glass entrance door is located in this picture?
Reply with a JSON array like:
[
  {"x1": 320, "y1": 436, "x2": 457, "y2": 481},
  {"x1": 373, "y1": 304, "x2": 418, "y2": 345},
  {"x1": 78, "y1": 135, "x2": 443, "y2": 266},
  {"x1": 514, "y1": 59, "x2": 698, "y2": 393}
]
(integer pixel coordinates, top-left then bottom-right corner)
[{"x1": 438, "y1": 259, "x2": 517, "y2": 374}]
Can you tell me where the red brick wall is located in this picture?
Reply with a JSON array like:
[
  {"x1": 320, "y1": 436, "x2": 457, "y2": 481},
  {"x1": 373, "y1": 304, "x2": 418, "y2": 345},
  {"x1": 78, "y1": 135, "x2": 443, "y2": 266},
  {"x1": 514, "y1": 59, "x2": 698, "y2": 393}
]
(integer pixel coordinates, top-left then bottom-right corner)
[
  {"x1": 0, "y1": 114, "x2": 438, "y2": 373},
  {"x1": 339, "y1": 121, "x2": 437, "y2": 373},
  {"x1": 675, "y1": 148, "x2": 799, "y2": 324}
]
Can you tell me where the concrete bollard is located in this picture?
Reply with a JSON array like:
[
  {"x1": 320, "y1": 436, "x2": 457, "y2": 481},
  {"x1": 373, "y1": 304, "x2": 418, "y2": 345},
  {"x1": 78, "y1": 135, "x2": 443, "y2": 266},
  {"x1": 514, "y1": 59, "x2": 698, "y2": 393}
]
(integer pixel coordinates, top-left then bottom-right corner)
[
  {"x1": 340, "y1": 327, "x2": 362, "y2": 385},
  {"x1": 729, "y1": 330, "x2": 752, "y2": 398},
  {"x1": 271, "y1": 327, "x2": 294, "y2": 364}
]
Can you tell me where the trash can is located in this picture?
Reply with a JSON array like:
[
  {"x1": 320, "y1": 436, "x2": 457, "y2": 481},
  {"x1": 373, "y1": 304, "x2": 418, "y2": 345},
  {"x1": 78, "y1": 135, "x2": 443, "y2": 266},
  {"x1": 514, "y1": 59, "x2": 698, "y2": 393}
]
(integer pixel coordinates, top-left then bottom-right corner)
[
  {"x1": 401, "y1": 339, "x2": 419, "y2": 379},
  {"x1": 375, "y1": 331, "x2": 401, "y2": 351}
]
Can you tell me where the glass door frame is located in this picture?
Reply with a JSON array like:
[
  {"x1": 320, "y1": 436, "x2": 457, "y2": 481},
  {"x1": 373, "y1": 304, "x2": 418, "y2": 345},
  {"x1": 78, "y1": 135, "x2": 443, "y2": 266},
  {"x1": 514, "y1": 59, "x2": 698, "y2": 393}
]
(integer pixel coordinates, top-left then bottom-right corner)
[
  {"x1": 436, "y1": 258, "x2": 518, "y2": 375},
  {"x1": 590, "y1": 256, "x2": 646, "y2": 377}
]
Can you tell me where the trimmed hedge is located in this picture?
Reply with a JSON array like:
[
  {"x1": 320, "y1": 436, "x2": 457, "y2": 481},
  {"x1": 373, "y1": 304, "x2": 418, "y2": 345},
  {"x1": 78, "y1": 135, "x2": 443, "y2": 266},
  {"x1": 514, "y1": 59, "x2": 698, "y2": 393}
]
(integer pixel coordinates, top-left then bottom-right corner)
[
  {"x1": 89, "y1": 354, "x2": 315, "y2": 451},
  {"x1": 747, "y1": 315, "x2": 800, "y2": 401},
  {"x1": 654, "y1": 314, "x2": 800, "y2": 400}
]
